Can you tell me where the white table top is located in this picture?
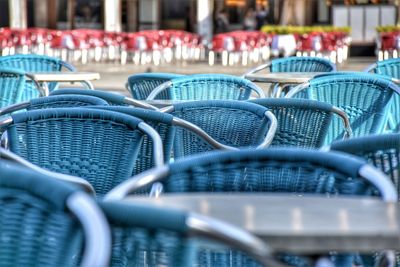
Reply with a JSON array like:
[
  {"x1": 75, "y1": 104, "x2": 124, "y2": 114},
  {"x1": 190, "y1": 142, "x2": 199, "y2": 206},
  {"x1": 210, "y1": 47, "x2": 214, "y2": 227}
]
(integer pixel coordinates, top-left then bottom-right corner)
[
  {"x1": 27, "y1": 72, "x2": 100, "y2": 82},
  {"x1": 245, "y1": 72, "x2": 322, "y2": 84},
  {"x1": 127, "y1": 193, "x2": 400, "y2": 253}
]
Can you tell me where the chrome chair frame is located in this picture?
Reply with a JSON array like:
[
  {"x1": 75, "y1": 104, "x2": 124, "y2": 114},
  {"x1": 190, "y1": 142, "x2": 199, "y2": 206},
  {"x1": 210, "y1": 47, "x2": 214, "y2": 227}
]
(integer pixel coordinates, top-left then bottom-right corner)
[{"x1": 162, "y1": 105, "x2": 278, "y2": 149}]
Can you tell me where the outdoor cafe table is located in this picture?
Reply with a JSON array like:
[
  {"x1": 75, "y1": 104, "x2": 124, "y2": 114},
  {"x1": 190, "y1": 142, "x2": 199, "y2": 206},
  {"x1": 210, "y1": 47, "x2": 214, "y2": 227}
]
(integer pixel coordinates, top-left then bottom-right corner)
[
  {"x1": 27, "y1": 72, "x2": 101, "y2": 95},
  {"x1": 244, "y1": 72, "x2": 322, "y2": 97},
  {"x1": 127, "y1": 193, "x2": 400, "y2": 254}
]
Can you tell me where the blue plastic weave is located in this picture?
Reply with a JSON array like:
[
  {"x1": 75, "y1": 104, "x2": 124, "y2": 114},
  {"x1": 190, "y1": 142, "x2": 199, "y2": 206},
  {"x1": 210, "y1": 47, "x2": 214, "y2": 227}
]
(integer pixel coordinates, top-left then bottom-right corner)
[
  {"x1": 170, "y1": 100, "x2": 271, "y2": 158},
  {"x1": 5, "y1": 108, "x2": 146, "y2": 197},
  {"x1": 270, "y1": 56, "x2": 337, "y2": 72},
  {"x1": 101, "y1": 201, "x2": 262, "y2": 267},
  {"x1": 0, "y1": 67, "x2": 28, "y2": 108},
  {"x1": 0, "y1": 161, "x2": 84, "y2": 266},
  {"x1": 27, "y1": 95, "x2": 108, "y2": 110},
  {"x1": 367, "y1": 59, "x2": 400, "y2": 132},
  {"x1": 250, "y1": 98, "x2": 333, "y2": 148},
  {"x1": 0, "y1": 54, "x2": 76, "y2": 94},
  {"x1": 291, "y1": 73, "x2": 399, "y2": 144},
  {"x1": 50, "y1": 88, "x2": 126, "y2": 106},
  {"x1": 91, "y1": 106, "x2": 176, "y2": 175},
  {"x1": 127, "y1": 73, "x2": 184, "y2": 100},
  {"x1": 160, "y1": 74, "x2": 262, "y2": 100}
]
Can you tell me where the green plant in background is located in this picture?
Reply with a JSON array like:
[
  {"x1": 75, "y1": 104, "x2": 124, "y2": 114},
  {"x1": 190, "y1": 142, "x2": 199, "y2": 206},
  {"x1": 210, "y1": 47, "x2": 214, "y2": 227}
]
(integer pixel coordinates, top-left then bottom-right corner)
[
  {"x1": 376, "y1": 25, "x2": 400, "y2": 33},
  {"x1": 260, "y1": 25, "x2": 351, "y2": 35}
]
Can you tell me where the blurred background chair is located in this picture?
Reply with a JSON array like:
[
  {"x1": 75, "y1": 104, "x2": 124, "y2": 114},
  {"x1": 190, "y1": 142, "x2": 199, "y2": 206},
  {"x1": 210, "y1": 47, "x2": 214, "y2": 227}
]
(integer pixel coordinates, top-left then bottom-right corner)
[
  {"x1": 365, "y1": 58, "x2": 400, "y2": 132},
  {"x1": 0, "y1": 54, "x2": 76, "y2": 94},
  {"x1": 163, "y1": 100, "x2": 277, "y2": 159},
  {"x1": 0, "y1": 159, "x2": 111, "y2": 267},
  {"x1": 0, "y1": 67, "x2": 43, "y2": 109},
  {"x1": 146, "y1": 74, "x2": 265, "y2": 100},
  {"x1": 250, "y1": 98, "x2": 351, "y2": 148},
  {"x1": 126, "y1": 72, "x2": 184, "y2": 100}
]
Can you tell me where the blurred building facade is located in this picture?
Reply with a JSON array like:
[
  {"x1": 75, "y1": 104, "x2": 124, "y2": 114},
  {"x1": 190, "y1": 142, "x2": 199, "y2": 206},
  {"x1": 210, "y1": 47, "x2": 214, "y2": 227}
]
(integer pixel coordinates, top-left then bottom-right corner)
[{"x1": 2, "y1": 0, "x2": 399, "y2": 42}]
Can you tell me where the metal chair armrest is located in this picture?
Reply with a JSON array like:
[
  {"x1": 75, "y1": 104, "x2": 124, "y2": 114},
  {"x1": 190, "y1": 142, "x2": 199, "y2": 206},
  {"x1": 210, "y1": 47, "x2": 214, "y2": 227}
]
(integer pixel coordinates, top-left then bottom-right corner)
[
  {"x1": 146, "y1": 81, "x2": 172, "y2": 100},
  {"x1": 363, "y1": 63, "x2": 377, "y2": 73},
  {"x1": 242, "y1": 62, "x2": 272, "y2": 78},
  {"x1": 67, "y1": 192, "x2": 111, "y2": 267},
  {"x1": 137, "y1": 122, "x2": 164, "y2": 168},
  {"x1": 172, "y1": 117, "x2": 240, "y2": 151},
  {"x1": 331, "y1": 107, "x2": 352, "y2": 139},
  {"x1": 60, "y1": 60, "x2": 77, "y2": 72},
  {"x1": 359, "y1": 165, "x2": 397, "y2": 202},
  {"x1": 123, "y1": 96, "x2": 159, "y2": 110},
  {"x1": 187, "y1": 213, "x2": 288, "y2": 267},
  {"x1": 256, "y1": 111, "x2": 277, "y2": 149},
  {"x1": 25, "y1": 73, "x2": 47, "y2": 96},
  {"x1": 251, "y1": 84, "x2": 266, "y2": 98},
  {"x1": 0, "y1": 101, "x2": 30, "y2": 116},
  {"x1": 284, "y1": 82, "x2": 310, "y2": 98},
  {"x1": 104, "y1": 166, "x2": 170, "y2": 200},
  {"x1": 0, "y1": 148, "x2": 96, "y2": 195}
]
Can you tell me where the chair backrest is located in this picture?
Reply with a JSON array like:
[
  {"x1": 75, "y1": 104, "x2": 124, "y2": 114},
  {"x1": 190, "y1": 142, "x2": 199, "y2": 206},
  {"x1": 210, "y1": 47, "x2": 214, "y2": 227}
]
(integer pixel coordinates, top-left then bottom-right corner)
[
  {"x1": 0, "y1": 94, "x2": 109, "y2": 116},
  {"x1": 270, "y1": 56, "x2": 337, "y2": 72},
  {"x1": 250, "y1": 98, "x2": 336, "y2": 148},
  {"x1": 127, "y1": 73, "x2": 184, "y2": 100},
  {"x1": 365, "y1": 59, "x2": 400, "y2": 132},
  {"x1": 0, "y1": 108, "x2": 162, "y2": 197},
  {"x1": 146, "y1": 74, "x2": 265, "y2": 100},
  {"x1": 330, "y1": 133, "x2": 400, "y2": 200},
  {"x1": 0, "y1": 160, "x2": 111, "y2": 267},
  {"x1": 0, "y1": 54, "x2": 76, "y2": 93},
  {"x1": 107, "y1": 148, "x2": 397, "y2": 202},
  {"x1": 89, "y1": 106, "x2": 175, "y2": 175},
  {"x1": 100, "y1": 200, "x2": 280, "y2": 267},
  {"x1": 49, "y1": 88, "x2": 158, "y2": 110},
  {"x1": 0, "y1": 54, "x2": 76, "y2": 72},
  {"x1": 166, "y1": 100, "x2": 277, "y2": 158},
  {"x1": 286, "y1": 73, "x2": 400, "y2": 143},
  {"x1": 0, "y1": 67, "x2": 42, "y2": 109}
]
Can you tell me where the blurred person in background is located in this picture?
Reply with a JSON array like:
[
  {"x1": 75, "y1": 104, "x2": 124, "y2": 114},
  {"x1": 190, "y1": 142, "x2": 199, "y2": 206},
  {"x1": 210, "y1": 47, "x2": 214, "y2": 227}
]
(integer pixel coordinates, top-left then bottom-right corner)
[
  {"x1": 243, "y1": 8, "x2": 256, "y2": 31},
  {"x1": 256, "y1": 4, "x2": 268, "y2": 30},
  {"x1": 215, "y1": 9, "x2": 230, "y2": 33}
]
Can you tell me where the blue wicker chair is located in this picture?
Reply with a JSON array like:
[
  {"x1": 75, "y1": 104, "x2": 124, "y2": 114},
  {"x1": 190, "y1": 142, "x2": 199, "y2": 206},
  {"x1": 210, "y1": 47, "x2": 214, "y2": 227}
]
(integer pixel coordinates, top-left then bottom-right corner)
[
  {"x1": 0, "y1": 94, "x2": 108, "y2": 116},
  {"x1": 0, "y1": 160, "x2": 111, "y2": 267},
  {"x1": 0, "y1": 54, "x2": 76, "y2": 96},
  {"x1": 250, "y1": 98, "x2": 351, "y2": 148},
  {"x1": 163, "y1": 100, "x2": 277, "y2": 159},
  {"x1": 365, "y1": 59, "x2": 400, "y2": 132},
  {"x1": 106, "y1": 148, "x2": 396, "y2": 267},
  {"x1": 0, "y1": 108, "x2": 163, "y2": 198},
  {"x1": 100, "y1": 200, "x2": 283, "y2": 267},
  {"x1": 90, "y1": 106, "x2": 270, "y2": 176},
  {"x1": 244, "y1": 56, "x2": 336, "y2": 97},
  {"x1": 330, "y1": 133, "x2": 400, "y2": 267},
  {"x1": 50, "y1": 88, "x2": 158, "y2": 110},
  {"x1": 330, "y1": 133, "x2": 400, "y2": 199},
  {"x1": 0, "y1": 67, "x2": 43, "y2": 109},
  {"x1": 286, "y1": 73, "x2": 400, "y2": 144},
  {"x1": 126, "y1": 73, "x2": 184, "y2": 100},
  {"x1": 146, "y1": 74, "x2": 265, "y2": 100}
]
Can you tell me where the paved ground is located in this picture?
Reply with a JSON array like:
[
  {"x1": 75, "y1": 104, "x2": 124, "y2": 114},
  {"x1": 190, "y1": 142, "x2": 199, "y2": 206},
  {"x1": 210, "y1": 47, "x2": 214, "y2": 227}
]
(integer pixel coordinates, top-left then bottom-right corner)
[{"x1": 73, "y1": 57, "x2": 376, "y2": 96}]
